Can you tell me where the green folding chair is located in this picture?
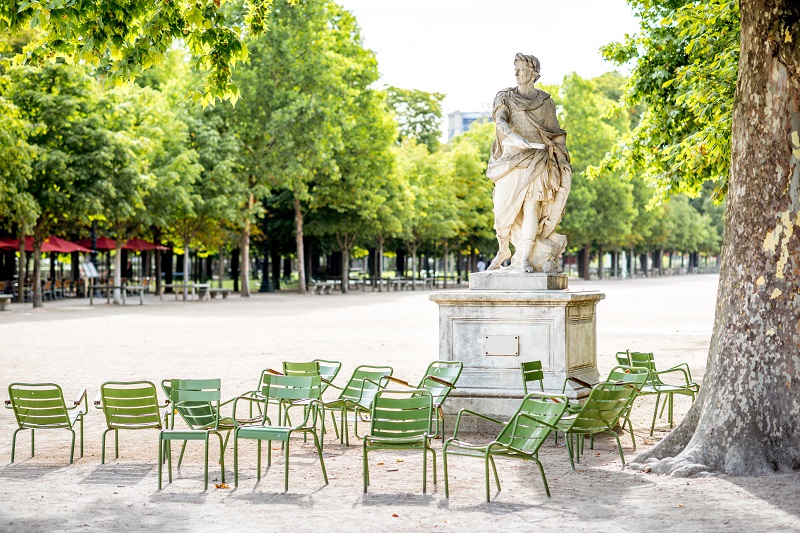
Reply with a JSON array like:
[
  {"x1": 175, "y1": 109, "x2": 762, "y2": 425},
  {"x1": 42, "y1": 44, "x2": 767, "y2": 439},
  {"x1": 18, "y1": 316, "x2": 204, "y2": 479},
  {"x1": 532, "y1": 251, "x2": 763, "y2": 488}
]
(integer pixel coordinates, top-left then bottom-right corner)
[
  {"x1": 443, "y1": 392, "x2": 567, "y2": 501},
  {"x1": 6, "y1": 383, "x2": 88, "y2": 464},
  {"x1": 160, "y1": 379, "x2": 237, "y2": 471},
  {"x1": 520, "y1": 360, "x2": 544, "y2": 394},
  {"x1": 158, "y1": 379, "x2": 227, "y2": 491},
  {"x1": 363, "y1": 389, "x2": 436, "y2": 494},
  {"x1": 556, "y1": 382, "x2": 639, "y2": 468},
  {"x1": 95, "y1": 381, "x2": 168, "y2": 464},
  {"x1": 322, "y1": 365, "x2": 393, "y2": 446},
  {"x1": 385, "y1": 360, "x2": 462, "y2": 438},
  {"x1": 616, "y1": 350, "x2": 700, "y2": 435},
  {"x1": 232, "y1": 374, "x2": 327, "y2": 491}
]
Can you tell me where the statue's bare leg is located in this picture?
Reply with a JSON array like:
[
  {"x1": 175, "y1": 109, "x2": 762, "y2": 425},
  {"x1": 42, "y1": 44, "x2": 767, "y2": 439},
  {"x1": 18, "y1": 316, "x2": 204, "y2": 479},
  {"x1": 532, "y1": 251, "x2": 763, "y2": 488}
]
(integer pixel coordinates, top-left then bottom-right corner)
[
  {"x1": 510, "y1": 198, "x2": 540, "y2": 272},
  {"x1": 487, "y1": 231, "x2": 511, "y2": 270}
]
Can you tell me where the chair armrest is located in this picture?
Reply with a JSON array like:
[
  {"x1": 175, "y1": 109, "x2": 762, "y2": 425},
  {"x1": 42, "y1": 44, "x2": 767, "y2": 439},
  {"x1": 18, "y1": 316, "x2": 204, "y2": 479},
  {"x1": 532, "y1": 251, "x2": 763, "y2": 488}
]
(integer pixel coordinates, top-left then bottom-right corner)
[
  {"x1": 661, "y1": 362, "x2": 695, "y2": 382},
  {"x1": 267, "y1": 368, "x2": 284, "y2": 376},
  {"x1": 384, "y1": 376, "x2": 411, "y2": 387},
  {"x1": 653, "y1": 367, "x2": 692, "y2": 388},
  {"x1": 94, "y1": 389, "x2": 102, "y2": 409},
  {"x1": 452, "y1": 409, "x2": 505, "y2": 440},
  {"x1": 4, "y1": 398, "x2": 10, "y2": 408},
  {"x1": 564, "y1": 376, "x2": 595, "y2": 389},
  {"x1": 422, "y1": 375, "x2": 455, "y2": 388},
  {"x1": 69, "y1": 388, "x2": 88, "y2": 415},
  {"x1": 231, "y1": 396, "x2": 270, "y2": 427}
]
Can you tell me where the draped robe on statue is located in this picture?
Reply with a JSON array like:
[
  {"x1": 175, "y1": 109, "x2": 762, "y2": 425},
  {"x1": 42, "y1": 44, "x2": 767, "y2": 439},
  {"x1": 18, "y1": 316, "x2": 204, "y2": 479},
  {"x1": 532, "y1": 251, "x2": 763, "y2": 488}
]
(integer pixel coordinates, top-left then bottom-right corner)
[{"x1": 487, "y1": 87, "x2": 571, "y2": 270}]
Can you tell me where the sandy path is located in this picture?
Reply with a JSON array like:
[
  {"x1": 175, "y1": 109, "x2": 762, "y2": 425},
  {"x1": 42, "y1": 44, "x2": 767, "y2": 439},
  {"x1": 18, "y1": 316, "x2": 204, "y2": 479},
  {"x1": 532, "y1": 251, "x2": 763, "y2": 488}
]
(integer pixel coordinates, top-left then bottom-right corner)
[{"x1": 0, "y1": 275, "x2": 797, "y2": 532}]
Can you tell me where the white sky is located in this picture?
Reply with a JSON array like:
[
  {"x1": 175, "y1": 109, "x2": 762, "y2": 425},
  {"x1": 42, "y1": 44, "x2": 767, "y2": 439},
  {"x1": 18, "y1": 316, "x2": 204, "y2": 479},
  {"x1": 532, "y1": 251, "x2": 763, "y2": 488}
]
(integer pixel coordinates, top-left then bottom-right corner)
[{"x1": 337, "y1": 0, "x2": 640, "y2": 114}]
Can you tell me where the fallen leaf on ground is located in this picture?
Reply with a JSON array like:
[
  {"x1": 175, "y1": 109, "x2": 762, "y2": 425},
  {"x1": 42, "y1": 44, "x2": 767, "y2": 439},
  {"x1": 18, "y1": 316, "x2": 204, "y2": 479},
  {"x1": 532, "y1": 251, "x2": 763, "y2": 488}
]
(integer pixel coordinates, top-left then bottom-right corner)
[
  {"x1": 387, "y1": 469, "x2": 399, "y2": 472},
  {"x1": 678, "y1": 504, "x2": 684, "y2": 507},
  {"x1": 377, "y1": 462, "x2": 385, "y2": 465},
  {"x1": 392, "y1": 514, "x2": 399, "y2": 518},
  {"x1": 396, "y1": 459, "x2": 404, "y2": 463},
  {"x1": 215, "y1": 483, "x2": 230, "y2": 489}
]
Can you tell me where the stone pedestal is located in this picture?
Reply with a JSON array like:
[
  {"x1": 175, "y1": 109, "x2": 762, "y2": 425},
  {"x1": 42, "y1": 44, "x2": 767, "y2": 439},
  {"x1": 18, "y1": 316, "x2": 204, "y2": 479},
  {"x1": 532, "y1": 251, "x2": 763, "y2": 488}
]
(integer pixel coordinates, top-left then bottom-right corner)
[{"x1": 429, "y1": 274, "x2": 604, "y2": 421}]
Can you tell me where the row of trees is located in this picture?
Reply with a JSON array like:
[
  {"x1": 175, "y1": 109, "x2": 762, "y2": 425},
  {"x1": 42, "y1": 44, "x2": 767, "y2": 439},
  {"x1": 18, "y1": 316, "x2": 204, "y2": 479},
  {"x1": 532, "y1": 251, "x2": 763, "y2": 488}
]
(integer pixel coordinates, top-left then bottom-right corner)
[{"x1": 0, "y1": 2, "x2": 724, "y2": 309}]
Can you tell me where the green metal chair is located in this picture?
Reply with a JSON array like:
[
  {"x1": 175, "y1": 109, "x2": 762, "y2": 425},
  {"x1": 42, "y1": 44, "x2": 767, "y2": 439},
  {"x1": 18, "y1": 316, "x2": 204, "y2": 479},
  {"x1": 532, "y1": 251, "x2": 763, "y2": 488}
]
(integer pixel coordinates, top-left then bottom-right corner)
[
  {"x1": 310, "y1": 359, "x2": 342, "y2": 394},
  {"x1": 520, "y1": 360, "x2": 544, "y2": 393},
  {"x1": 95, "y1": 381, "x2": 168, "y2": 464},
  {"x1": 443, "y1": 392, "x2": 568, "y2": 501},
  {"x1": 385, "y1": 360, "x2": 463, "y2": 438},
  {"x1": 232, "y1": 374, "x2": 327, "y2": 491},
  {"x1": 556, "y1": 382, "x2": 639, "y2": 469},
  {"x1": 322, "y1": 365, "x2": 393, "y2": 446},
  {"x1": 160, "y1": 379, "x2": 237, "y2": 471},
  {"x1": 605, "y1": 365, "x2": 649, "y2": 449},
  {"x1": 158, "y1": 379, "x2": 228, "y2": 491},
  {"x1": 5, "y1": 383, "x2": 88, "y2": 464},
  {"x1": 616, "y1": 350, "x2": 700, "y2": 435},
  {"x1": 363, "y1": 389, "x2": 436, "y2": 494}
]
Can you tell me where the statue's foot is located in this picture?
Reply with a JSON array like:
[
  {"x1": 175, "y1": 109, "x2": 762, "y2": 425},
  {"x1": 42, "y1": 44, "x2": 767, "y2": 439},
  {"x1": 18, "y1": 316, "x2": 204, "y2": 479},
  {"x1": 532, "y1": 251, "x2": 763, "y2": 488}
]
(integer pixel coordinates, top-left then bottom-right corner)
[{"x1": 487, "y1": 248, "x2": 511, "y2": 270}]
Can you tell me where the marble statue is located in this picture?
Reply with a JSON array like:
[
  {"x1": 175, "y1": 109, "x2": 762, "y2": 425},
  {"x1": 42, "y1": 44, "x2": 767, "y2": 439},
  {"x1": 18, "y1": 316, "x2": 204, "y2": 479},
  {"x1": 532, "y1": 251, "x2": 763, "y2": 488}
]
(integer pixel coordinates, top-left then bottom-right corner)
[{"x1": 487, "y1": 53, "x2": 572, "y2": 273}]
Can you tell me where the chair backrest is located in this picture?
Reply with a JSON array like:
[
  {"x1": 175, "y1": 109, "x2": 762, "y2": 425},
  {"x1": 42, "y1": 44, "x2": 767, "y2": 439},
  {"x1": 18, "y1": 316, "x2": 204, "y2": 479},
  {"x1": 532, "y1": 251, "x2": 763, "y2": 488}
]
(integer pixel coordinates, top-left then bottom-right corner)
[
  {"x1": 369, "y1": 389, "x2": 432, "y2": 440},
  {"x1": 282, "y1": 361, "x2": 320, "y2": 377},
  {"x1": 569, "y1": 382, "x2": 638, "y2": 433},
  {"x1": 164, "y1": 379, "x2": 221, "y2": 430},
  {"x1": 614, "y1": 351, "x2": 630, "y2": 366},
  {"x1": 605, "y1": 365, "x2": 649, "y2": 390},
  {"x1": 100, "y1": 381, "x2": 161, "y2": 430},
  {"x1": 520, "y1": 360, "x2": 545, "y2": 394},
  {"x1": 262, "y1": 374, "x2": 322, "y2": 402},
  {"x1": 496, "y1": 393, "x2": 567, "y2": 454},
  {"x1": 417, "y1": 361, "x2": 462, "y2": 407},
  {"x1": 312, "y1": 359, "x2": 342, "y2": 393},
  {"x1": 339, "y1": 365, "x2": 393, "y2": 408},
  {"x1": 8, "y1": 383, "x2": 70, "y2": 429},
  {"x1": 622, "y1": 351, "x2": 662, "y2": 386}
]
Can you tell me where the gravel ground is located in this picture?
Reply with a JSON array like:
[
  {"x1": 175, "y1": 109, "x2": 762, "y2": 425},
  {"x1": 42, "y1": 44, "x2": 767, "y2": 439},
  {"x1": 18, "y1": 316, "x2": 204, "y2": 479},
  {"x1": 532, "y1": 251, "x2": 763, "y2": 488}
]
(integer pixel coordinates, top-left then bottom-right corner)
[{"x1": 0, "y1": 274, "x2": 797, "y2": 533}]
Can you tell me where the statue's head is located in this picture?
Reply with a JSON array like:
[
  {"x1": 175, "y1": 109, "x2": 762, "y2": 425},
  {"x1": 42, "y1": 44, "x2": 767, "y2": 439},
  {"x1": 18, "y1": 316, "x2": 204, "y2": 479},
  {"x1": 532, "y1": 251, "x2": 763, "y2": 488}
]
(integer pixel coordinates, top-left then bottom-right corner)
[{"x1": 514, "y1": 53, "x2": 541, "y2": 85}]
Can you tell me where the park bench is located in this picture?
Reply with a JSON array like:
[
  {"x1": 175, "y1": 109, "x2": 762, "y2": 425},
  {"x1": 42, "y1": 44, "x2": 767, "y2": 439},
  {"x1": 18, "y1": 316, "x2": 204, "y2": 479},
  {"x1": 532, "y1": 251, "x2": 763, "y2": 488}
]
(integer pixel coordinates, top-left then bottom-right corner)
[
  {"x1": 194, "y1": 283, "x2": 210, "y2": 301},
  {"x1": 159, "y1": 283, "x2": 198, "y2": 301},
  {"x1": 0, "y1": 294, "x2": 11, "y2": 311},
  {"x1": 89, "y1": 284, "x2": 127, "y2": 305},
  {"x1": 311, "y1": 280, "x2": 337, "y2": 294},
  {"x1": 208, "y1": 288, "x2": 232, "y2": 299}
]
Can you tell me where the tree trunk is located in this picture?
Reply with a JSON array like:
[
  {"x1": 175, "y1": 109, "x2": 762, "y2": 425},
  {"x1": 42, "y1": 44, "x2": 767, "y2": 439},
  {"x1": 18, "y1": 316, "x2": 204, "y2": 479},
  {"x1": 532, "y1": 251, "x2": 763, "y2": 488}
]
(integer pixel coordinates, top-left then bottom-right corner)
[
  {"x1": 218, "y1": 245, "x2": 225, "y2": 289},
  {"x1": 597, "y1": 246, "x2": 604, "y2": 280},
  {"x1": 271, "y1": 247, "x2": 281, "y2": 291},
  {"x1": 113, "y1": 241, "x2": 123, "y2": 304},
  {"x1": 635, "y1": 0, "x2": 800, "y2": 475},
  {"x1": 293, "y1": 196, "x2": 307, "y2": 294},
  {"x1": 231, "y1": 248, "x2": 240, "y2": 292},
  {"x1": 241, "y1": 217, "x2": 252, "y2": 298},
  {"x1": 31, "y1": 229, "x2": 43, "y2": 308},
  {"x1": 182, "y1": 238, "x2": 190, "y2": 300},
  {"x1": 581, "y1": 243, "x2": 591, "y2": 280},
  {"x1": 376, "y1": 237, "x2": 384, "y2": 285},
  {"x1": 18, "y1": 233, "x2": 26, "y2": 302}
]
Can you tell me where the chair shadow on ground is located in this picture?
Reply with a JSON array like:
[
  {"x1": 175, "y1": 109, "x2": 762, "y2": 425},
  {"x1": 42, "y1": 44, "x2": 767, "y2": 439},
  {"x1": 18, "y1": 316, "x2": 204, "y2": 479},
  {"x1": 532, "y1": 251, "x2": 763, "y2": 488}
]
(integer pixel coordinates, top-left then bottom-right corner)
[
  {"x1": 229, "y1": 489, "x2": 322, "y2": 507},
  {"x1": 360, "y1": 492, "x2": 437, "y2": 508},
  {"x1": 0, "y1": 461, "x2": 66, "y2": 480},
  {"x1": 80, "y1": 463, "x2": 154, "y2": 485}
]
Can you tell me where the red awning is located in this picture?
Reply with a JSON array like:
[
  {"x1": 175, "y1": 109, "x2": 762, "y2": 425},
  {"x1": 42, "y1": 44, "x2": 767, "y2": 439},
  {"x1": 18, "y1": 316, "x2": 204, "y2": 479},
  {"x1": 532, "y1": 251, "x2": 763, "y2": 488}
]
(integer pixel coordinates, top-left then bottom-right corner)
[
  {"x1": 123, "y1": 238, "x2": 169, "y2": 251},
  {"x1": 75, "y1": 236, "x2": 117, "y2": 251},
  {"x1": 0, "y1": 236, "x2": 90, "y2": 253}
]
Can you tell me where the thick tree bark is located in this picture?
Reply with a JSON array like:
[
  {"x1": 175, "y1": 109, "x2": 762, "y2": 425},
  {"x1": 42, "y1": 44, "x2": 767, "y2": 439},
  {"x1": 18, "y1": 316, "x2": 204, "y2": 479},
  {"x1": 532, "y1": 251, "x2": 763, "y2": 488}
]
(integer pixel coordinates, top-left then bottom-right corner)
[
  {"x1": 181, "y1": 238, "x2": 190, "y2": 300},
  {"x1": 18, "y1": 233, "x2": 26, "y2": 302},
  {"x1": 293, "y1": 196, "x2": 307, "y2": 294},
  {"x1": 218, "y1": 245, "x2": 225, "y2": 289},
  {"x1": 31, "y1": 229, "x2": 43, "y2": 308},
  {"x1": 635, "y1": 0, "x2": 800, "y2": 475},
  {"x1": 581, "y1": 243, "x2": 591, "y2": 280}
]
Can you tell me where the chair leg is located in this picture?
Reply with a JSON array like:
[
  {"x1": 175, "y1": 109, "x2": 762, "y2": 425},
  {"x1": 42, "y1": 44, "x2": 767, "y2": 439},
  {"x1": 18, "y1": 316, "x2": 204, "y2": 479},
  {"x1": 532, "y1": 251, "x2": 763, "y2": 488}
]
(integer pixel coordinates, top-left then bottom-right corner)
[
  {"x1": 217, "y1": 432, "x2": 226, "y2": 483},
  {"x1": 178, "y1": 440, "x2": 188, "y2": 467},
  {"x1": 69, "y1": 429, "x2": 76, "y2": 464},
  {"x1": 233, "y1": 432, "x2": 239, "y2": 488},
  {"x1": 533, "y1": 456, "x2": 551, "y2": 497},
  {"x1": 284, "y1": 438, "x2": 290, "y2": 492},
  {"x1": 114, "y1": 428, "x2": 119, "y2": 459},
  {"x1": 668, "y1": 393, "x2": 674, "y2": 427},
  {"x1": 330, "y1": 409, "x2": 340, "y2": 440},
  {"x1": 204, "y1": 434, "x2": 210, "y2": 491},
  {"x1": 443, "y1": 447, "x2": 450, "y2": 498},
  {"x1": 627, "y1": 415, "x2": 637, "y2": 450},
  {"x1": 80, "y1": 417, "x2": 84, "y2": 458},
  {"x1": 11, "y1": 428, "x2": 23, "y2": 463},
  {"x1": 102, "y1": 429, "x2": 111, "y2": 464},
  {"x1": 257, "y1": 440, "x2": 262, "y2": 481},
  {"x1": 489, "y1": 455, "x2": 500, "y2": 491},
  {"x1": 423, "y1": 442, "x2": 427, "y2": 494},
  {"x1": 158, "y1": 435, "x2": 163, "y2": 490},
  {"x1": 609, "y1": 430, "x2": 626, "y2": 466},
  {"x1": 484, "y1": 454, "x2": 492, "y2": 502},
  {"x1": 312, "y1": 431, "x2": 328, "y2": 484},
  {"x1": 363, "y1": 444, "x2": 369, "y2": 493},
  {"x1": 565, "y1": 433, "x2": 576, "y2": 470},
  {"x1": 167, "y1": 441, "x2": 173, "y2": 483},
  {"x1": 430, "y1": 445, "x2": 437, "y2": 485},
  {"x1": 31, "y1": 429, "x2": 35, "y2": 457},
  {"x1": 650, "y1": 394, "x2": 661, "y2": 436}
]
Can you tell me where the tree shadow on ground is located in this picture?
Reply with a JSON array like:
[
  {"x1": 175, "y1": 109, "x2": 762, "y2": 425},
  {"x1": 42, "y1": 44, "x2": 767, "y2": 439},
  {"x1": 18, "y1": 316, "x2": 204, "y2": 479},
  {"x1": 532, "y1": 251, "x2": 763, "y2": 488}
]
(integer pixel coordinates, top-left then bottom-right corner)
[
  {"x1": 80, "y1": 463, "x2": 154, "y2": 485},
  {"x1": 726, "y1": 474, "x2": 800, "y2": 519}
]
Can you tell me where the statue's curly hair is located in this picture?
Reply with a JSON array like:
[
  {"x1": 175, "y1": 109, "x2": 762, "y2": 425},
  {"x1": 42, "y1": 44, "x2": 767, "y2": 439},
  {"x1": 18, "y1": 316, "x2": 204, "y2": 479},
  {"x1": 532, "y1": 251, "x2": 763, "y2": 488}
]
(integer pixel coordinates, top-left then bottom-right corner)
[{"x1": 514, "y1": 53, "x2": 541, "y2": 80}]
